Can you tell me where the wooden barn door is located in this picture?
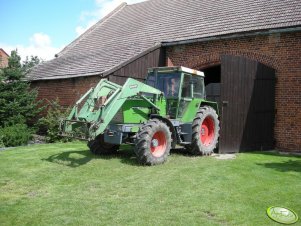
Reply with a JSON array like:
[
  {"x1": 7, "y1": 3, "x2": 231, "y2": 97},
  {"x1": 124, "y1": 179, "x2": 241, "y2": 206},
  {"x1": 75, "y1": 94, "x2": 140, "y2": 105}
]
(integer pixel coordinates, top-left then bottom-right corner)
[{"x1": 219, "y1": 55, "x2": 275, "y2": 153}]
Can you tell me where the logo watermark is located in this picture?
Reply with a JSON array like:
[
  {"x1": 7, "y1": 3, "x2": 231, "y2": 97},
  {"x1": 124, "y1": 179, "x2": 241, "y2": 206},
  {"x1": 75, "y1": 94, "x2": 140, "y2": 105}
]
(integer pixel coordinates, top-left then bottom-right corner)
[{"x1": 267, "y1": 206, "x2": 298, "y2": 224}]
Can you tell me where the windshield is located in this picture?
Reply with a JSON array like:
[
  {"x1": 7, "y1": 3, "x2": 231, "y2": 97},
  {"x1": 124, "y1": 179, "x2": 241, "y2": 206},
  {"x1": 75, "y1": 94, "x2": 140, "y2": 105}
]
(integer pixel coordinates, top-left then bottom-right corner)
[{"x1": 146, "y1": 73, "x2": 181, "y2": 97}]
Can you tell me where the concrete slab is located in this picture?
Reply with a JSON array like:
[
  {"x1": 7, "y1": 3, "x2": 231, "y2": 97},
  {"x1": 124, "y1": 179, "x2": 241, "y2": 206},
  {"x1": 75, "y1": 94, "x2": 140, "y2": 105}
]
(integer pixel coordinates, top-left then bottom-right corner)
[{"x1": 213, "y1": 153, "x2": 236, "y2": 160}]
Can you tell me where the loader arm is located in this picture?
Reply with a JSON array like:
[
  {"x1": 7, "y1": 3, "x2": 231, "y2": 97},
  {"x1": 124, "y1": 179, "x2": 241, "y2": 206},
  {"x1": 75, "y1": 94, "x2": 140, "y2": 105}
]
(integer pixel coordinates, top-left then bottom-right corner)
[{"x1": 61, "y1": 78, "x2": 163, "y2": 140}]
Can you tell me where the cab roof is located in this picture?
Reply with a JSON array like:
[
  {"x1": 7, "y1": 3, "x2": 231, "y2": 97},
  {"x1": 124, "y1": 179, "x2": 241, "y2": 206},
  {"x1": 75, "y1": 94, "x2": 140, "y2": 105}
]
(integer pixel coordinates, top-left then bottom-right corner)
[{"x1": 148, "y1": 66, "x2": 204, "y2": 77}]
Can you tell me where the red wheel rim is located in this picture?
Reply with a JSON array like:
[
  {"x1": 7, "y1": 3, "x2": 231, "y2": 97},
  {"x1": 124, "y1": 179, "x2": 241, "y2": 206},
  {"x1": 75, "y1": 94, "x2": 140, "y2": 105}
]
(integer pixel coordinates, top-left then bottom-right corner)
[
  {"x1": 200, "y1": 116, "x2": 215, "y2": 146},
  {"x1": 150, "y1": 131, "x2": 167, "y2": 157}
]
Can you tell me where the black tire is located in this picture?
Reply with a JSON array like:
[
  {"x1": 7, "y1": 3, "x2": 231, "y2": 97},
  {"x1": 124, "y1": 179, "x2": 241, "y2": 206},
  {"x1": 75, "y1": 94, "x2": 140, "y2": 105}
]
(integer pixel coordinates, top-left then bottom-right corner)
[
  {"x1": 188, "y1": 106, "x2": 219, "y2": 155},
  {"x1": 87, "y1": 134, "x2": 119, "y2": 155},
  {"x1": 135, "y1": 119, "x2": 171, "y2": 165}
]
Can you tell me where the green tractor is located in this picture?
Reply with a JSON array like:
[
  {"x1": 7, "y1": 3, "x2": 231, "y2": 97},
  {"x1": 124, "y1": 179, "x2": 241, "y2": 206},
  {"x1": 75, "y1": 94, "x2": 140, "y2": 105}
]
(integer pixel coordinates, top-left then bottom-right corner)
[{"x1": 60, "y1": 66, "x2": 220, "y2": 165}]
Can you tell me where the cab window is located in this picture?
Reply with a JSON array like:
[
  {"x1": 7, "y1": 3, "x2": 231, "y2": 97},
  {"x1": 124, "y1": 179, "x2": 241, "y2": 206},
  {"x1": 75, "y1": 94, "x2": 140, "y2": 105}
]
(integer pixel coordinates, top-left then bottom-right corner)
[
  {"x1": 192, "y1": 76, "x2": 205, "y2": 98},
  {"x1": 156, "y1": 73, "x2": 181, "y2": 97},
  {"x1": 181, "y1": 74, "x2": 192, "y2": 98}
]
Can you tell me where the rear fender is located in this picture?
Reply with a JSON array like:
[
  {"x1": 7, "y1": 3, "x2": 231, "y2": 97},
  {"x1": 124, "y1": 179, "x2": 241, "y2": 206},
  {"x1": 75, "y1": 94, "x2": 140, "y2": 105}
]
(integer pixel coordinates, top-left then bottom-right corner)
[{"x1": 199, "y1": 101, "x2": 219, "y2": 115}]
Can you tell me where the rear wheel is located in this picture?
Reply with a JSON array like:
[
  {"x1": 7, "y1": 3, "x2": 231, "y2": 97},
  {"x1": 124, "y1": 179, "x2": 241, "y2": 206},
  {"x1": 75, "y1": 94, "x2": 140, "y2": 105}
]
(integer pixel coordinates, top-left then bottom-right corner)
[
  {"x1": 135, "y1": 119, "x2": 171, "y2": 165},
  {"x1": 88, "y1": 134, "x2": 119, "y2": 155},
  {"x1": 188, "y1": 106, "x2": 219, "y2": 155}
]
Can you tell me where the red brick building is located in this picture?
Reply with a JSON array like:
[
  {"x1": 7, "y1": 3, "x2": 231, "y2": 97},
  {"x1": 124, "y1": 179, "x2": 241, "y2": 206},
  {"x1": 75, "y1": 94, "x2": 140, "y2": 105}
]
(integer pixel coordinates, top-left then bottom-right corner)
[
  {"x1": 0, "y1": 48, "x2": 9, "y2": 68},
  {"x1": 28, "y1": 0, "x2": 301, "y2": 152}
]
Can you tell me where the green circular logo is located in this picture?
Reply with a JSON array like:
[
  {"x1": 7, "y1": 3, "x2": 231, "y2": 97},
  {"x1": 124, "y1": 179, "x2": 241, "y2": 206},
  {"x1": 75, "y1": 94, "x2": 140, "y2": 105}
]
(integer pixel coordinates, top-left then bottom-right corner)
[{"x1": 267, "y1": 206, "x2": 299, "y2": 224}]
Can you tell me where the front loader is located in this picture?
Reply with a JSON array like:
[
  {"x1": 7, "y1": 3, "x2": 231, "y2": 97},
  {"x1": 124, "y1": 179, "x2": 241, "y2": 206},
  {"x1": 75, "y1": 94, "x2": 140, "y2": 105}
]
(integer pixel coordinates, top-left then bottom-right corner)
[{"x1": 60, "y1": 66, "x2": 219, "y2": 165}]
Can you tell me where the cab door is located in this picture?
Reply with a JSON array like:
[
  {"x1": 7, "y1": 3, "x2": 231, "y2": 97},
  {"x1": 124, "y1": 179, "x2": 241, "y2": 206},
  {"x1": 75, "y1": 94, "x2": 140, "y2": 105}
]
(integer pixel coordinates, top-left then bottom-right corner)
[
  {"x1": 179, "y1": 74, "x2": 205, "y2": 122},
  {"x1": 177, "y1": 74, "x2": 192, "y2": 119}
]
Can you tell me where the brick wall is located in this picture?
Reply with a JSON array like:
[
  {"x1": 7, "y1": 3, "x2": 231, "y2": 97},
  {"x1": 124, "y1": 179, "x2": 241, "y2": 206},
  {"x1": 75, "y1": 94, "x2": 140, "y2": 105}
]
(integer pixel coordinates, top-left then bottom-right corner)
[
  {"x1": 31, "y1": 75, "x2": 102, "y2": 108},
  {"x1": 166, "y1": 32, "x2": 301, "y2": 151},
  {"x1": 0, "y1": 49, "x2": 9, "y2": 68}
]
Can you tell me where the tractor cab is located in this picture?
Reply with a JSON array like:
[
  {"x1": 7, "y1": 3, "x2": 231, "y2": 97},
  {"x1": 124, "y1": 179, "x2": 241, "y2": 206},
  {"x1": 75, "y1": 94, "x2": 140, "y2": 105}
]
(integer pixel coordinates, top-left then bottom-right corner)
[{"x1": 146, "y1": 67, "x2": 205, "y2": 119}]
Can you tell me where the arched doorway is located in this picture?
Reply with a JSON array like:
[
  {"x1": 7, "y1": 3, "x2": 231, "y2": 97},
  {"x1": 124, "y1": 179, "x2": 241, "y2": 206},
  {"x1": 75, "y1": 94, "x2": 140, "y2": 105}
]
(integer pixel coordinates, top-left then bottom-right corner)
[{"x1": 201, "y1": 55, "x2": 276, "y2": 153}]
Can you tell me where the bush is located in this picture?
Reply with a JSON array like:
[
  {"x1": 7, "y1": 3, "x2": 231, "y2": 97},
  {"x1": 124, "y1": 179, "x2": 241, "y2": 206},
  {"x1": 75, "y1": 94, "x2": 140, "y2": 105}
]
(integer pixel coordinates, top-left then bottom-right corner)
[
  {"x1": 0, "y1": 124, "x2": 32, "y2": 147},
  {"x1": 38, "y1": 99, "x2": 71, "y2": 143}
]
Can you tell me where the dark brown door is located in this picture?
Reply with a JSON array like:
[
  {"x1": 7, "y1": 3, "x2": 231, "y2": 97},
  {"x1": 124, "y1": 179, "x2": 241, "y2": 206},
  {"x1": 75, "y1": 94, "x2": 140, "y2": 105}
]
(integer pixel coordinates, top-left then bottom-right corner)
[{"x1": 219, "y1": 55, "x2": 275, "y2": 153}]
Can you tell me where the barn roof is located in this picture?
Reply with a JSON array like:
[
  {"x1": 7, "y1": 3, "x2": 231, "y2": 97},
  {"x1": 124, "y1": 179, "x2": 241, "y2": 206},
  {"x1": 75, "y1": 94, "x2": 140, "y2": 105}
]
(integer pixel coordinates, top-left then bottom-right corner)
[{"x1": 28, "y1": 0, "x2": 301, "y2": 81}]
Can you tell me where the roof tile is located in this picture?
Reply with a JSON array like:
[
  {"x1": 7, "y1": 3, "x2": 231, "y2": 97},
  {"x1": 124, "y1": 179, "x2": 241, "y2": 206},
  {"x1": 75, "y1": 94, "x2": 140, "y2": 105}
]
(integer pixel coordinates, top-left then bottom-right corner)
[{"x1": 28, "y1": 0, "x2": 301, "y2": 80}]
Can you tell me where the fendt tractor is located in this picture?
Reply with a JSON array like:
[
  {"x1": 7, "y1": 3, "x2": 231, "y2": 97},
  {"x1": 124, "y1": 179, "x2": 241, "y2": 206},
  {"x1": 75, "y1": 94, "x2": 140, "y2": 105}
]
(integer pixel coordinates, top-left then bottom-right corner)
[{"x1": 60, "y1": 67, "x2": 220, "y2": 165}]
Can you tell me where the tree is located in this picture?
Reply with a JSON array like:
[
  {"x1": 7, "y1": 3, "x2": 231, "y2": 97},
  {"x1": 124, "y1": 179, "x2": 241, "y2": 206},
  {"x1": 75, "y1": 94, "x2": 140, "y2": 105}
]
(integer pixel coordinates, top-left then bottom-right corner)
[
  {"x1": 22, "y1": 55, "x2": 41, "y2": 74},
  {"x1": 0, "y1": 50, "x2": 42, "y2": 127}
]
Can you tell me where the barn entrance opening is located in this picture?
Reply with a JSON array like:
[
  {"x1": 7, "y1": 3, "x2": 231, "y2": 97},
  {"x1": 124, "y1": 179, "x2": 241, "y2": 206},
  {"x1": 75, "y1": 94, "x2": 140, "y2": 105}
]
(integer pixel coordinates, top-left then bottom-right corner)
[{"x1": 202, "y1": 65, "x2": 221, "y2": 109}]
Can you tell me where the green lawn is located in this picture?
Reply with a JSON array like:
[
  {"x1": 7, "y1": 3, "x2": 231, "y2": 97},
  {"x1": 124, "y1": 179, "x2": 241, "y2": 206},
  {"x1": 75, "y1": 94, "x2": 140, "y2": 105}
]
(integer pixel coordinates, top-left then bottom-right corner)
[{"x1": 0, "y1": 142, "x2": 300, "y2": 226}]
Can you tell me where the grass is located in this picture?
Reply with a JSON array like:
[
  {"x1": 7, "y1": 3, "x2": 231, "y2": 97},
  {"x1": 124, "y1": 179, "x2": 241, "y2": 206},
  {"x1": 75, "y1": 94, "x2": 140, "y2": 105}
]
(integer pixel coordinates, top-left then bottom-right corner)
[{"x1": 0, "y1": 142, "x2": 300, "y2": 226}]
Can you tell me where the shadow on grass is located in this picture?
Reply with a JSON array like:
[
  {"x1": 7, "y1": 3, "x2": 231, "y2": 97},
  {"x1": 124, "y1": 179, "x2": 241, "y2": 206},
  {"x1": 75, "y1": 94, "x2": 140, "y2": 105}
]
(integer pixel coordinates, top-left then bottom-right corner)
[
  {"x1": 43, "y1": 146, "x2": 195, "y2": 168},
  {"x1": 43, "y1": 148, "x2": 140, "y2": 167},
  {"x1": 257, "y1": 160, "x2": 301, "y2": 173},
  {"x1": 43, "y1": 150, "x2": 92, "y2": 168},
  {"x1": 244, "y1": 151, "x2": 301, "y2": 173},
  {"x1": 102, "y1": 146, "x2": 195, "y2": 166},
  {"x1": 104, "y1": 148, "x2": 140, "y2": 166}
]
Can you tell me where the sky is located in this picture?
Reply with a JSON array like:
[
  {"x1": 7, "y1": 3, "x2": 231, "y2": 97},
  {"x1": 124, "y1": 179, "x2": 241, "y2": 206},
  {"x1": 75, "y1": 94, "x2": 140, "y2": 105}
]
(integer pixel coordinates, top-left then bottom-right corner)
[{"x1": 0, "y1": 0, "x2": 146, "y2": 61}]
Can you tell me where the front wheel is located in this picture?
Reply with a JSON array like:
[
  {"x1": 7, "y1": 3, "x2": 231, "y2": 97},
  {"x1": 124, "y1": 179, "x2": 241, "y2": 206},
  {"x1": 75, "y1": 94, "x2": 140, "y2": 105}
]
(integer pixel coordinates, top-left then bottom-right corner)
[
  {"x1": 188, "y1": 106, "x2": 219, "y2": 155},
  {"x1": 135, "y1": 119, "x2": 171, "y2": 165}
]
